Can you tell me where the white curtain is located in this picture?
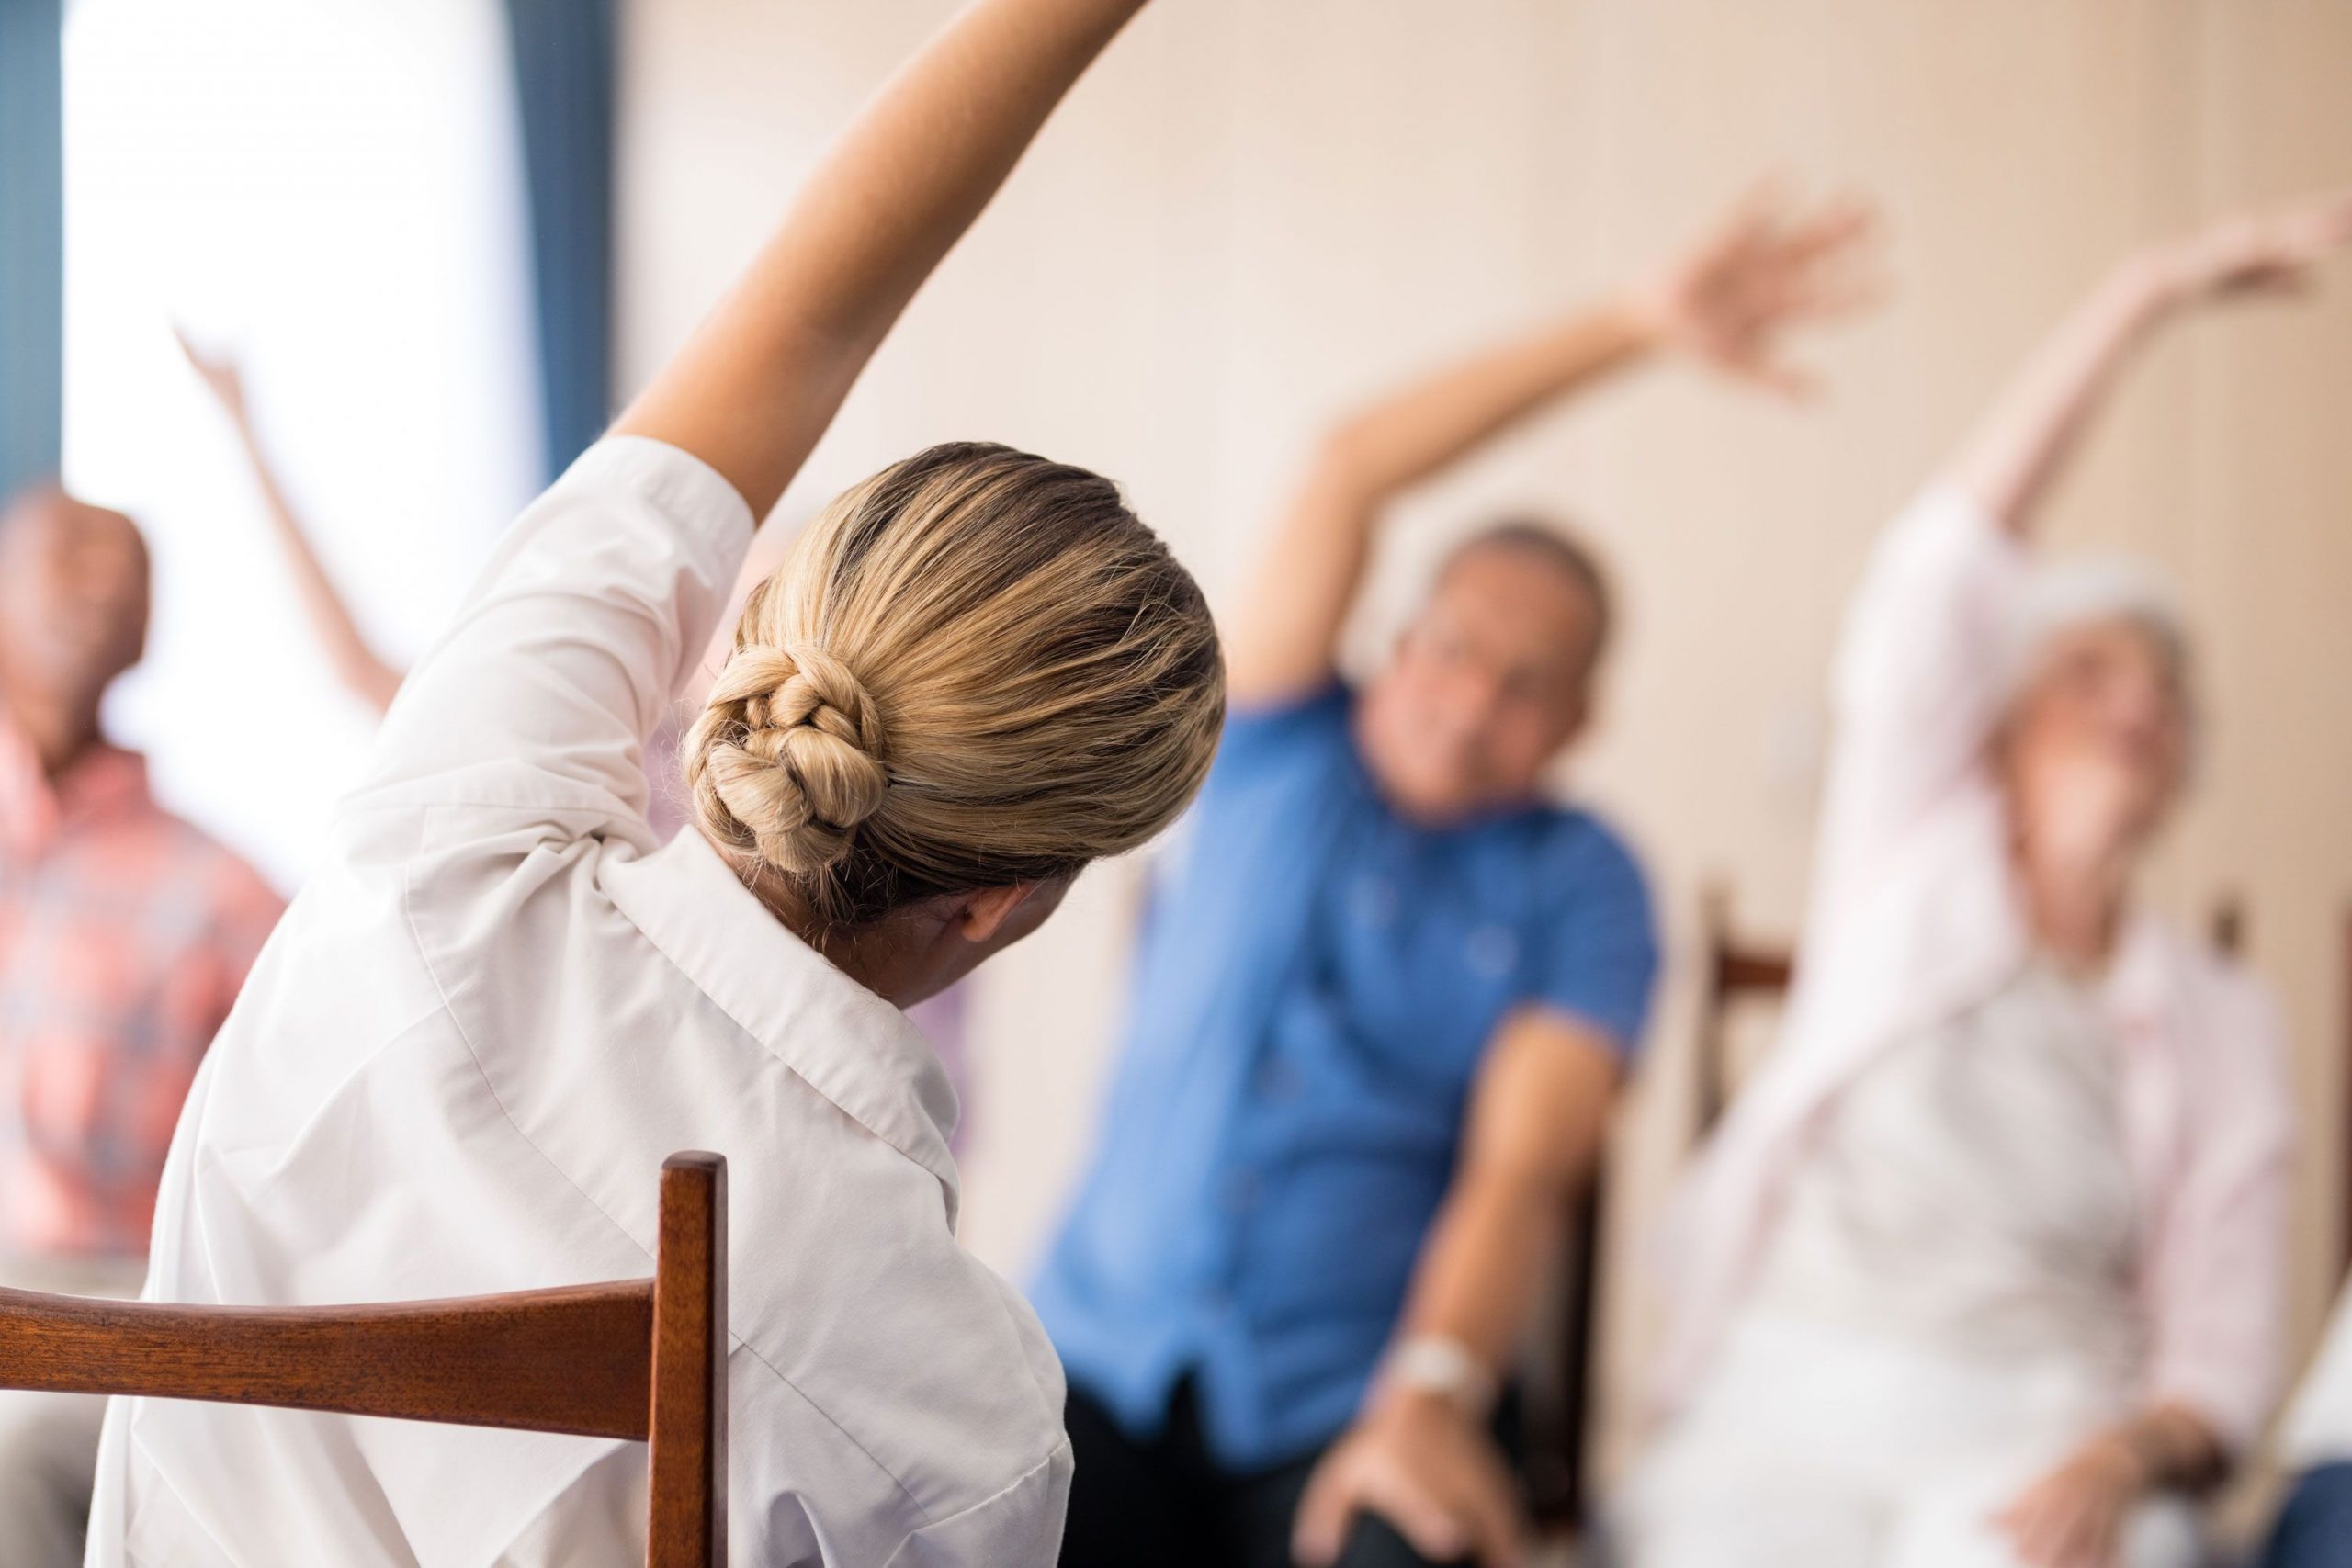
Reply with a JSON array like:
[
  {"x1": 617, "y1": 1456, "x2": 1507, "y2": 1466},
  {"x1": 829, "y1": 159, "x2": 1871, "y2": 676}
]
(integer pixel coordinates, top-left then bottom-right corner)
[{"x1": 62, "y1": 0, "x2": 540, "y2": 889}]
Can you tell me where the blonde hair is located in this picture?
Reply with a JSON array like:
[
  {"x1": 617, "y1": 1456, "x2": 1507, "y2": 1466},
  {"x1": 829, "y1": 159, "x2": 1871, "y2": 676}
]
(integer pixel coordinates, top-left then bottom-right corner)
[{"x1": 686, "y1": 442, "x2": 1225, "y2": 928}]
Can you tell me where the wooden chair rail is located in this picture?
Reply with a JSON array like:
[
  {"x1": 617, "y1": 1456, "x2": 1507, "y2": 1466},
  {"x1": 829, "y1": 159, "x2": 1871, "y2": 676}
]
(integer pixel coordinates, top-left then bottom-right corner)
[
  {"x1": 0, "y1": 1278, "x2": 657, "y2": 1440},
  {"x1": 0, "y1": 1149, "x2": 726, "y2": 1567},
  {"x1": 1713, "y1": 948, "x2": 1793, "y2": 994}
]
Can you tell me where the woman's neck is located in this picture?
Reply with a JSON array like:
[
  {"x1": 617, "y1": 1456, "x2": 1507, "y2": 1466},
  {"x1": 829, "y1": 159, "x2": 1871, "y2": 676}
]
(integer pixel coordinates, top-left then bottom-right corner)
[
  {"x1": 2014, "y1": 834, "x2": 2133, "y2": 973},
  {"x1": 716, "y1": 839, "x2": 919, "y2": 1003}
]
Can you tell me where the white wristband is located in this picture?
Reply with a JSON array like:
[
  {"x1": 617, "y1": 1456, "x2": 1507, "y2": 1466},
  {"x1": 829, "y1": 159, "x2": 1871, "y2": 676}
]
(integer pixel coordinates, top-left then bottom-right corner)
[{"x1": 1381, "y1": 1336, "x2": 1498, "y2": 1421}]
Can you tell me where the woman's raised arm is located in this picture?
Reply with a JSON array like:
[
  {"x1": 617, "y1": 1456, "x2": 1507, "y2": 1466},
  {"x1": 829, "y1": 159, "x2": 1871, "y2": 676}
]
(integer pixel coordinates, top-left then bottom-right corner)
[
  {"x1": 1814, "y1": 186, "x2": 2352, "y2": 923},
  {"x1": 615, "y1": 0, "x2": 1148, "y2": 519},
  {"x1": 356, "y1": 0, "x2": 1148, "y2": 830},
  {"x1": 1946, "y1": 186, "x2": 2352, "y2": 536}
]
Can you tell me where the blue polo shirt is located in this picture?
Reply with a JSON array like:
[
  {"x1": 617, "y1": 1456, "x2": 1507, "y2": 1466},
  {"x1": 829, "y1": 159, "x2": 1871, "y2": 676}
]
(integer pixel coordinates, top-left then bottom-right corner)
[{"x1": 1030, "y1": 684, "x2": 1657, "y2": 1471}]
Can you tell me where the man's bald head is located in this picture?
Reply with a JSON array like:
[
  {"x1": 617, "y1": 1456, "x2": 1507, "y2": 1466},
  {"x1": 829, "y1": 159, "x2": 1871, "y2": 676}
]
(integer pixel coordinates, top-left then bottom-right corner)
[
  {"x1": 0, "y1": 482, "x2": 152, "y2": 715},
  {"x1": 1353, "y1": 515, "x2": 1615, "y2": 823}
]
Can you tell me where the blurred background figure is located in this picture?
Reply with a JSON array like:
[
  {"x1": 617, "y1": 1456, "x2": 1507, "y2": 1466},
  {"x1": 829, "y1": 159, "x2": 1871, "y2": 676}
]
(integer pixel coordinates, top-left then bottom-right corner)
[
  {"x1": 1031, "y1": 186, "x2": 1876, "y2": 1568},
  {"x1": 47, "y1": 0, "x2": 551, "y2": 893},
  {"x1": 3, "y1": 6, "x2": 495, "y2": 1560},
  {"x1": 0, "y1": 483, "x2": 281, "y2": 1568},
  {"x1": 1621, "y1": 189, "x2": 2352, "y2": 1568}
]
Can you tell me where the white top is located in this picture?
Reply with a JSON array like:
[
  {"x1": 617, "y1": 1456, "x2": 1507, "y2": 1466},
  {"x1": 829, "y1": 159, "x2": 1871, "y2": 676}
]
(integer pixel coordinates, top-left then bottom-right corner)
[
  {"x1": 1655, "y1": 487, "x2": 2294, "y2": 1451},
  {"x1": 83, "y1": 438, "x2": 1072, "y2": 1568},
  {"x1": 2284, "y1": 1285, "x2": 2352, "y2": 1467},
  {"x1": 1747, "y1": 963, "x2": 2140, "y2": 1372}
]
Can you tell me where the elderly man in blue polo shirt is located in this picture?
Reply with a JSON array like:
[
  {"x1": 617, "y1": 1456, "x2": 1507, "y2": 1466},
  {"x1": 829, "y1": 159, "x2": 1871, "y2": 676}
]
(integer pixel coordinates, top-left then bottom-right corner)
[{"x1": 1033, "y1": 188, "x2": 1882, "y2": 1568}]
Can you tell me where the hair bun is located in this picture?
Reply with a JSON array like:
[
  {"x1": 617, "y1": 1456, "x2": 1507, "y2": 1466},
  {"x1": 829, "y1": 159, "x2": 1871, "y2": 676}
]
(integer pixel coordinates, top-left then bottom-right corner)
[{"x1": 689, "y1": 641, "x2": 889, "y2": 875}]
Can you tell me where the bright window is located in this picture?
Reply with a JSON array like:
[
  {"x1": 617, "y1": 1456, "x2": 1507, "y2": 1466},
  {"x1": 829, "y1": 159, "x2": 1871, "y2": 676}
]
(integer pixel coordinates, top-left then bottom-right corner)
[{"x1": 62, "y1": 0, "x2": 540, "y2": 887}]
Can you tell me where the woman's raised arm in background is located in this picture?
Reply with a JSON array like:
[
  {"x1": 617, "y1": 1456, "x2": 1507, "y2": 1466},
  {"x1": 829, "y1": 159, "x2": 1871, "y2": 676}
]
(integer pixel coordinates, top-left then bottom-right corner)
[
  {"x1": 1814, "y1": 186, "x2": 2352, "y2": 917},
  {"x1": 1947, "y1": 186, "x2": 2352, "y2": 538}
]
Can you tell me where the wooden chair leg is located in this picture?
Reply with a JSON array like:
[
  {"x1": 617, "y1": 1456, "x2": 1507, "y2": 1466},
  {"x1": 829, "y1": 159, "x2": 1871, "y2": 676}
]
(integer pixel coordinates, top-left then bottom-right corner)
[
  {"x1": 649, "y1": 1152, "x2": 727, "y2": 1568},
  {"x1": 1556, "y1": 1179, "x2": 1604, "y2": 1529}
]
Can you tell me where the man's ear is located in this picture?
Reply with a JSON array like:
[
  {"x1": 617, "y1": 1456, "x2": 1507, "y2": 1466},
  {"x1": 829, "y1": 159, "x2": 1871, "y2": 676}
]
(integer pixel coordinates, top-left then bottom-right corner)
[
  {"x1": 955, "y1": 883, "x2": 1043, "y2": 945},
  {"x1": 1550, "y1": 682, "x2": 1595, "y2": 753}
]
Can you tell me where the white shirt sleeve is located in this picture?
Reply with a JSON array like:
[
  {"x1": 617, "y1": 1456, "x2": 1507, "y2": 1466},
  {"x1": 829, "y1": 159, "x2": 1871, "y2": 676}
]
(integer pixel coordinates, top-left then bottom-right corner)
[
  {"x1": 2140, "y1": 967, "x2": 2296, "y2": 1455},
  {"x1": 1812, "y1": 485, "x2": 2027, "y2": 911},
  {"x1": 356, "y1": 436, "x2": 756, "y2": 830}
]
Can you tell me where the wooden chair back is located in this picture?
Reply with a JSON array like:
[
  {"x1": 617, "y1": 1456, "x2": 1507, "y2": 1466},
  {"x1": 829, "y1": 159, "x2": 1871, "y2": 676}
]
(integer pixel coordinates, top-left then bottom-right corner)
[
  {"x1": 0, "y1": 1149, "x2": 728, "y2": 1567},
  {"x1": 1691, "y1": 884, "x2": 1796, "y2": 1136},
  {"x1": 1531, "y1": 888, "x2": 1803, "y2": 1531},
  {"x1": 1527, "y1": 1178, "x2": 1607, "y2": 1535}
]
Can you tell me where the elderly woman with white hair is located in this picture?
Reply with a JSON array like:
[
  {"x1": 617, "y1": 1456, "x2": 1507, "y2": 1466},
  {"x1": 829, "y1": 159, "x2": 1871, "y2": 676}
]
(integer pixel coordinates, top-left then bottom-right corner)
[{"x1": 1618, "y1": 186, "x2": 2352, "y2": 1568}]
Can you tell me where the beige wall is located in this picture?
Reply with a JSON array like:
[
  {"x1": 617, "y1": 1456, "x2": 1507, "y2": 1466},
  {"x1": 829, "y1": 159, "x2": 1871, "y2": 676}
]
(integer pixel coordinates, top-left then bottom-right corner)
[{"x1": 618, "y1": 0, "x2": 2352, "y2": 1479}]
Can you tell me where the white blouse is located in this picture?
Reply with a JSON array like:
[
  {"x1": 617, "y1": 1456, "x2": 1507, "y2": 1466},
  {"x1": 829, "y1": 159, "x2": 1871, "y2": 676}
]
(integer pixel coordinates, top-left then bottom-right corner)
[
  {"x1": 83, "y1": 438, "x2": 1071, "y2": 1567},
  {"x1": 1747, "y1": 962, "x2": 2141, "y2": 1373},
  {"x1": 1654, "y1": 487, "x2": 2293, "y2": 1451}
]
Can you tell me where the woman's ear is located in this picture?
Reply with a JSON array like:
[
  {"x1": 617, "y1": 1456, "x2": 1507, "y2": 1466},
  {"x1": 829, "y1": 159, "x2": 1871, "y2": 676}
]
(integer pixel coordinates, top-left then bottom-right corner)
[{"x1": 954, "y1": 883, "x2": 1044, "y2": 945}]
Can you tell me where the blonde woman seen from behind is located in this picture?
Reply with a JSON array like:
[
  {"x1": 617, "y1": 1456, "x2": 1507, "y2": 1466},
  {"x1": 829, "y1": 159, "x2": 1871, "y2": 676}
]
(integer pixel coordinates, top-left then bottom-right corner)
[
  {"x1": 685, "y1": 442, "x2": 1222, "y2": 961},
  {"x1": 84, "y1": 3, "x2": 1221, "y2": 1565}
]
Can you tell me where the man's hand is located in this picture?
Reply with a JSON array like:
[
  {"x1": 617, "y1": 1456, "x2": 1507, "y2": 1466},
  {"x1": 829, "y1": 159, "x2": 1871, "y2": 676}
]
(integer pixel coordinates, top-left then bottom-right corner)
[
  {"x1": 1284, "y1": 1012, "x2": 1614, "y2": 1565},
  {"x1": 1633, "y1": 184, "x2": 1883, "y2": 396},
  {"x1": 1992, "y1": 1431, "x2": 2148, "y2": 1568},
  {"x1": 1291, "y1": 1389, "x2": 1527, "y2": 1568}
]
